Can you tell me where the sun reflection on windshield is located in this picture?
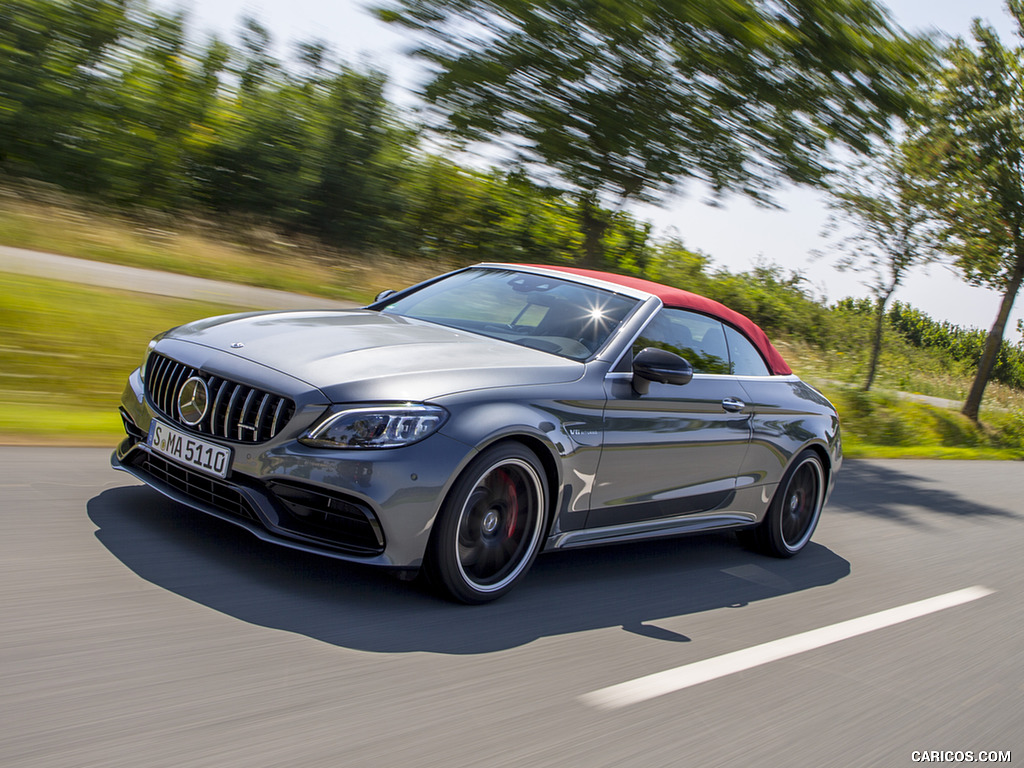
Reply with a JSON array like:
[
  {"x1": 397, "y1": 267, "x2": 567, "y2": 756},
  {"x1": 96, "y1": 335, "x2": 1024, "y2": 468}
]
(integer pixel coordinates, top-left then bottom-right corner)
[{"x1": 580, "y1": 300, "x2": 615, "y2": 332}]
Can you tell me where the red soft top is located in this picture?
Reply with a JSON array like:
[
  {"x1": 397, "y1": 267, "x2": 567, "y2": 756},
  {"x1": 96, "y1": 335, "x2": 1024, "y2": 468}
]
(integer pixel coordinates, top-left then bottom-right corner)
[{"x1": 522, "y1": 264, "x2": 792, "y2": 375}]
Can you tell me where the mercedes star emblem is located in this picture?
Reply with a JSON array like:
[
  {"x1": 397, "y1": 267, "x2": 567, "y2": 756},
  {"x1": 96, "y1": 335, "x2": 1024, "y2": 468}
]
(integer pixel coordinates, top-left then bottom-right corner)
[{"x1": 177, "y1": 376, "x2": 210, "y2": 426}]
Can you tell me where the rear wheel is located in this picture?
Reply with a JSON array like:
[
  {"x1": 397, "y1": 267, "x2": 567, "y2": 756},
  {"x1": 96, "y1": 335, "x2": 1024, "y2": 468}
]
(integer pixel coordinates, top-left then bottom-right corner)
[
  {"x1": 426, "y1": 443, "x2": 548, "y2": 603},
  {"x1": 741, "y1": 449, "x2": 825, "y2": 558}
]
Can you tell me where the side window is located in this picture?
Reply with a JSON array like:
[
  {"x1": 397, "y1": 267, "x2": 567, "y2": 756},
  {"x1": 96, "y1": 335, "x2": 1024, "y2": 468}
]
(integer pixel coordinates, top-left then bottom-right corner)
[
  {"x1": 632, "y1": 309, "x2": 731, "y2": 374},
  {"x1": 724, "y1": 325, "x2": 770, "y2": 376}
]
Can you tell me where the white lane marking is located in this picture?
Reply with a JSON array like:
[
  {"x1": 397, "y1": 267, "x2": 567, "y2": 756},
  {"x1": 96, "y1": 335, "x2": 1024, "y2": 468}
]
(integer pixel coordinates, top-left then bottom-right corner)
[{"x1": 580, "y1": 586, "x2": 995, "y2": 710}]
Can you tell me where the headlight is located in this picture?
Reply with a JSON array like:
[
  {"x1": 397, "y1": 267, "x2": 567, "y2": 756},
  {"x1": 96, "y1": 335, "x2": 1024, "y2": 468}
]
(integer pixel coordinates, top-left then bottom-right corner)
[{"x1": 300, "y1": 405, "x2": 448, "y2": 449}]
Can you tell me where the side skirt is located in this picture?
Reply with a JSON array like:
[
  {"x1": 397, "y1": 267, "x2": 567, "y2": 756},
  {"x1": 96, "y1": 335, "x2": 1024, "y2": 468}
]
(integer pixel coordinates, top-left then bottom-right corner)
[{"x1": 544, "y1": 510, "x2": 758, "y2": 551}]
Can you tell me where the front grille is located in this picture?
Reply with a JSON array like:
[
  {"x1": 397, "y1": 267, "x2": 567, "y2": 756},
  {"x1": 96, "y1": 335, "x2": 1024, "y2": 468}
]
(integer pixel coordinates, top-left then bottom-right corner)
[
  {"x1": 145, "y1": 352, "x2": 294, "y2": 443},
  {"x1": 267, "y1": 480, "x2": 386, "y2": 555},
  {"x1": 131, "y1": 451, "x2": 257, "y2": 522}
]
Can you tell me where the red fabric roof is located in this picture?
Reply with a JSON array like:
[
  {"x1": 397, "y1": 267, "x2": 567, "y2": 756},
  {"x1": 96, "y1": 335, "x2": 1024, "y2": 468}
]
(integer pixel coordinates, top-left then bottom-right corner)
[{"x1": 524, "y1": 265, "x2": 792, "y2": 375}]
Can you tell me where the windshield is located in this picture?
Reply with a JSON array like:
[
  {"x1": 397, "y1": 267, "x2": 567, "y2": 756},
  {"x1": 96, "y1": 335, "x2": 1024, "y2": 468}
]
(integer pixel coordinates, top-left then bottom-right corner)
[{"x1": 380, "y1": 268, "x2": 640, "y2": 361}]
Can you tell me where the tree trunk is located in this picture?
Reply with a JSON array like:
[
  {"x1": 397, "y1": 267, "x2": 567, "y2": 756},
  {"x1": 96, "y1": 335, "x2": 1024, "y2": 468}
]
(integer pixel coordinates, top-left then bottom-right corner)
[
  {"x1": 579, "y1": 194, "x2": 608, "y2": 269},
  {"x1": 864, "y1": 296, "x2": 888, "y2": 391},
  {"x1": 962, "y1": 248, "x2": 1024, "y2": 421}
]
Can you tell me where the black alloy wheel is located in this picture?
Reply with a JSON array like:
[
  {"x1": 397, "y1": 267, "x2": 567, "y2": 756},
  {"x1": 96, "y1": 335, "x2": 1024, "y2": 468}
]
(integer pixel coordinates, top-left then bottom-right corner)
[
  {"x1": 427, "y1": 443, "x2": 548, "y2": 603},
  {"x1": 741, "y1": 449, "x2": 825, "y2": 558}
]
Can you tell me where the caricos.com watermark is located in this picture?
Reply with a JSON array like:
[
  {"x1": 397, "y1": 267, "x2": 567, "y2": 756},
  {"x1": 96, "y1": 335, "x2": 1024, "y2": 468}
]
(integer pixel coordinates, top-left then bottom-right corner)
[{"x1": 911, "y1": 752, "x2": 1011, "y2": 763}]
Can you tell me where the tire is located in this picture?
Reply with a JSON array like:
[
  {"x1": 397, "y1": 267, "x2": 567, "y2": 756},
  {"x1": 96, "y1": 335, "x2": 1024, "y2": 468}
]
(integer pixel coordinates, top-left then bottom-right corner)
[
  {"x1": 742, "y1": 449, "x2": 825, "y2": 558},
  {"x1": 425, "y1": 443, "x2": 548, "y2": 604}
]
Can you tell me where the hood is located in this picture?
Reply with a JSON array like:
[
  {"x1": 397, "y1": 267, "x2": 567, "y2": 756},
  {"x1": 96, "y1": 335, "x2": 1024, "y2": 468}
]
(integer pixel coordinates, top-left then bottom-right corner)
[{"x1": 165, "y1": 309, "x2": 584, "y2": 402}]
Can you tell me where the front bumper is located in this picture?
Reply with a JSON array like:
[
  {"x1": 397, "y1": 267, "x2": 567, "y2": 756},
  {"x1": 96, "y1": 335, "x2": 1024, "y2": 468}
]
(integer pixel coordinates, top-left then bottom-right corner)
[{"x1": 113, "y1": 370, "x2": 475, "y2": 570}]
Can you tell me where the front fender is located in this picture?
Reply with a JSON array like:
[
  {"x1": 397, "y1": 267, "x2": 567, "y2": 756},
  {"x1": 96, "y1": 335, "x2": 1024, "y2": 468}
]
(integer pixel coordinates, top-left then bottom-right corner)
[{"x1": 437, "y1": 393, "x2": 606, "y2": 534}]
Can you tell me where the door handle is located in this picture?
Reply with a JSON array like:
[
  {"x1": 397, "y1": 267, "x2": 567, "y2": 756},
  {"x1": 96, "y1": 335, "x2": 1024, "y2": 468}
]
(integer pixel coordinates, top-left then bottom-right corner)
[{"x1": 721, "y1": 397, "x2": 746, "y2": 412}]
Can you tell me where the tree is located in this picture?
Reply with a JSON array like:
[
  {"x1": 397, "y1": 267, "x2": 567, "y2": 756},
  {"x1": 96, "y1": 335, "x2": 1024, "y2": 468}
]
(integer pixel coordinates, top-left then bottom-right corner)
[
  {"x1": 907, "y1": 2, "x2": 1024, "y2": 420},
  {"x1": 236, "y1": 16, "x2": 279, "y2": 95},
  {"x1": 377, "y1": 0, "x2": 933, "y2": 267},
  {"x1": 820, "y1": 140, "x2": 941, "y2": 391},
  {"x1": 0, "y1": 0, "x2": 129, "y2": 187},
  {"x1": 306, "y1": 65, "x2": 412, "y2": 247},
  {"x1": 101, "y1": 9, "x2": 229, "y2": 208}
]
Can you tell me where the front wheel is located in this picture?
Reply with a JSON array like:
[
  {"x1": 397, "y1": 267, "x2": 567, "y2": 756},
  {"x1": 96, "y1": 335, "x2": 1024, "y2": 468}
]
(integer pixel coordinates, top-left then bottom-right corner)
[
  {"x1": 741, "y1": 449, "x2": 825, "y2": 558},
  {"x1": 426, "y1": 443, "x2": 548, "y2": 603}
]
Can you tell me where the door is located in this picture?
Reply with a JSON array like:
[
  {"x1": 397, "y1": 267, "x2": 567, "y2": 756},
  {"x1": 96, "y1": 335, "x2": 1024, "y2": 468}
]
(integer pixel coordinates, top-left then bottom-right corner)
[{"x1": 586, "y1": 308, "x2": 753, "y2": 529}]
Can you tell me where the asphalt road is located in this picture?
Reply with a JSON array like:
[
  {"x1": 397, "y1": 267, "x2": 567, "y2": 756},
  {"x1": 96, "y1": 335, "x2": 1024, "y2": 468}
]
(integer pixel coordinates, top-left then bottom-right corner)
[
  {"x1": 2, "y1": 450, "x2": 1021, "y2": 768},
  {"x1": 0, "y1": 245, "x2": 356, "y2": 310}
]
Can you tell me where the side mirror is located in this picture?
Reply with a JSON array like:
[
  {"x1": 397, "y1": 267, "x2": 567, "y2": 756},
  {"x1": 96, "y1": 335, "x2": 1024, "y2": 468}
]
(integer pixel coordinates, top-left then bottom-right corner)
[
  {"x1": 632, "y1": 347, "x2": 693, "y2": 395},
  {"x1": 374, "y1": 289, "x2": 396, "y2": 303}
]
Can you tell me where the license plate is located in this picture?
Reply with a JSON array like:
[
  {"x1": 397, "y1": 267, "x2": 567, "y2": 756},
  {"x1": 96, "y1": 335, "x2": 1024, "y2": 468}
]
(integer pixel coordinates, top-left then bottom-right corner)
[{"x1": 149, "y1": 420, "x2": 232, "y2": 479}]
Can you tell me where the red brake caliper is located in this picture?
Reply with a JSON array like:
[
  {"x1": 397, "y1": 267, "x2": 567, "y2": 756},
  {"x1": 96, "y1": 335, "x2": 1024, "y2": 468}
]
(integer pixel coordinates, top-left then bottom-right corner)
[{"x1": 500, "y1": 470, "x2": 518, "y2": 538}]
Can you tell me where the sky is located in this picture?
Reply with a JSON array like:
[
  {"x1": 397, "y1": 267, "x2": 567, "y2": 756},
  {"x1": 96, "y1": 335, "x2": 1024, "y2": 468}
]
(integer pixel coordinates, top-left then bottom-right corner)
[{"x1": 157, "y1": 0, "x2": 1024, "y2": 337}]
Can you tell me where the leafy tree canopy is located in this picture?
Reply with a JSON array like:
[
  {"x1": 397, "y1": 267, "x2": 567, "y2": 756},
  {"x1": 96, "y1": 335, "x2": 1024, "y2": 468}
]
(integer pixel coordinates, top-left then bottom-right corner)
[
  {"x1": 377, "y1": 0, "x2": 935, "y2": 210},
  {"x1": 0, "y1": 0, "x2": 130, "y2": 181},
  {"x1": 908, "y1": 3, "x2": 1024, "y2": 292},
  {"x1": 905, "y1": 0, "x2": 1024, "y2": 419}
]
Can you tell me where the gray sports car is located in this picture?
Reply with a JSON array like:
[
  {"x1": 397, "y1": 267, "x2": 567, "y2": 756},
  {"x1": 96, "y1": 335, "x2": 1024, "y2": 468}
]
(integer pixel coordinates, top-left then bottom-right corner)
[{"x1": 113, "y1": 263, "x2": 841, "y2": 603}]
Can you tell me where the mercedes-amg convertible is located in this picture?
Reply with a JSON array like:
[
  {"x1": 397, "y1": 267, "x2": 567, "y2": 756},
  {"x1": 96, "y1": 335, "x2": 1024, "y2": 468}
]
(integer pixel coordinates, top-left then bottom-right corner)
[{"x1": 113, "y1": 264, "x2": 841, "y2": 602}]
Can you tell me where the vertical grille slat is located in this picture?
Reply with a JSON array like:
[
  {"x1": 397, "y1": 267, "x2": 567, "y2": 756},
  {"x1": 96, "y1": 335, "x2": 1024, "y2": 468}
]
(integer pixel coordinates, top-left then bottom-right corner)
[
  {"x1": 157, "y1": 360, "x2": 177, "y2": 414},
  {"x1": 224, "y1": 385, "x2": 243, "y2": 439},
  {"x1": 143, "y1": 352, "x2": 294, "y2": 444},
  {"x1": 164, "y1": 363, "x2": 181, "y2": 415},
  {"x1": 149, "y1": 355, "x2": 169, "y2": 409},
  {"x1": 270, "y1": 398, "x2": 286, "y2": 438},
  {"x1": 237, "y1": 389, "x2": 257, "y2": 441},
  {"x1": 211, "y1": 379, "x2": 231, "y2": 436},
  {"x1": 202, "y1": 376, "x2": 220, "y2": 433},
  {"x1": 254, "y1": 393, "x2": 272, "y2": 442},
  {"x1": 152, "y1": 357, "x2": 168, "y2": 413},
  {"x1": 170, "y1": 363, "x2": 194, "y2": 416}
]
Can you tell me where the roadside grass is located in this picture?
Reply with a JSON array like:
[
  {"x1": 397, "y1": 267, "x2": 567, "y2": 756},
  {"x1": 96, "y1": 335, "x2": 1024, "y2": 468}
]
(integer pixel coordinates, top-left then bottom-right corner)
[
  {"x1": 0, "y1": 185, "x2": 443, "y2": 303},
  {"x1": 0, "y1": 403, "x2": 123, "y2": 445},
  {"x1": 0, "y1": 273, "x2": 241, "y2": 444},
  {"x1": 838, "y1": 440, "x2": 1022, "y2": 460},
  {"x1": 818, "y1": 386, "x2": 1024, "y2": 460}
]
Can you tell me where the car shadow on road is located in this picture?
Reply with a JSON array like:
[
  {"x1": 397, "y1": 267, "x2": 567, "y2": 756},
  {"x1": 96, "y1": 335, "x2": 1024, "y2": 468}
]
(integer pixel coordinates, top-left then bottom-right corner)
[
  {"x1": 89, "y1": 485, "x2": 850, "y2": 655},
  {"x1": 827, "y1": 460, "x2": 1021, "y2": 525}
]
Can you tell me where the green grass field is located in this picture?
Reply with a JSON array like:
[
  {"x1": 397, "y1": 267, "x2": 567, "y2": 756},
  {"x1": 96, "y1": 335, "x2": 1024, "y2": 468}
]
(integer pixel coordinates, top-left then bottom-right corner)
[
  {"x1": 0, "y1": 272, "x2": 242, "y2": 443},
  {"x1": 818, "y1": 386, "x2": 1024, "y2": 459}
]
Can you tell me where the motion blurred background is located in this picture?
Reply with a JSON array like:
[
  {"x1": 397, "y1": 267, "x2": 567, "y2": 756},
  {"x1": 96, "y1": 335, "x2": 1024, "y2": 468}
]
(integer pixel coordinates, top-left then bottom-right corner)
[{"x1": 2, "y1": 0, "x2": 1023, "y2": 453}]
